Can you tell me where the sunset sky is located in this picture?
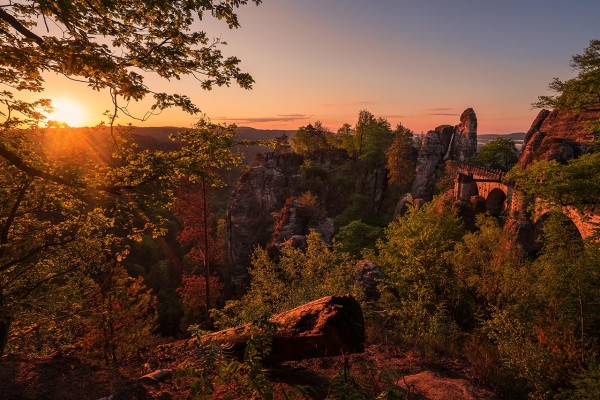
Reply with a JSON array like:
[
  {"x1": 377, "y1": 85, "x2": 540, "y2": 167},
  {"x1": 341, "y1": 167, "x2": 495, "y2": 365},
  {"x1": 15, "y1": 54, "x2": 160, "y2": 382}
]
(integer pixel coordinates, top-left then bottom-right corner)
[{"x1": 40, "y1": 0, "x2": 600, "y2": 134}]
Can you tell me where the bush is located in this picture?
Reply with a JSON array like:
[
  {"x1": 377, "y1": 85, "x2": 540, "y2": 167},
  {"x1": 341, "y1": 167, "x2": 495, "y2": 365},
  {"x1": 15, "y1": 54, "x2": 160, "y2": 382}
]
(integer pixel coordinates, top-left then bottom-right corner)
[
  {"x1": 375, "y1": 196, "x2": 464, "y2": 348},
  {"x1": 334, "y1": 221, "x2": 383, "y2": 259},
  {"x1": 213, "y1": 231, "x2": 361, "y2": 328}
]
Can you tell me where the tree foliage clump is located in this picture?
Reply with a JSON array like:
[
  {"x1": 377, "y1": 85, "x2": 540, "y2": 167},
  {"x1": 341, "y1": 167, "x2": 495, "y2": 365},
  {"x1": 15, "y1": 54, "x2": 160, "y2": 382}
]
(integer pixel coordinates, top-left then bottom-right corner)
[
  {"x1": 290, "y1": 122, "x2": 331, "y2": 154},
  {"x1": 375, "y1": 196, "x2": 465, "y2": 346},
  {"x1": 506, "y1": 144, "x2": 600, "y2": 210},
  {"x1": 473, "y1": 138, "x2": 519, "y2": 171},
  {"x1": 535, "y1": 39, "x2": 600, "y2": 113},
  {"x1": 386, "y1": 123, "x2": 416, "y2": 191},
  {"x1": 354, "y1": 110, "x2": 395, "y2": 169},
  {"x1": 334, "y1": 220, "x2": 383, "y2": 259},
  {"x1": 212, "y1": 231, "x2": 360, "y2": 328}
]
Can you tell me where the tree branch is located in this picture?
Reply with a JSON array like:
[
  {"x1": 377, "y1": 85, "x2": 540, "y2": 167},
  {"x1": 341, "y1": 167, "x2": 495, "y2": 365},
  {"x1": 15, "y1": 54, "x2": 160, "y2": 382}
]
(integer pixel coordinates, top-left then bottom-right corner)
[
  {"x1": 0, "y1": 180, "x2": 31, "y2": 258},
  {"x1": 0, "y1": 8, "x2": 44, "y2": 45},
  {"x1": 0, "y1": 237, "x2": 75, "y2": 274}
]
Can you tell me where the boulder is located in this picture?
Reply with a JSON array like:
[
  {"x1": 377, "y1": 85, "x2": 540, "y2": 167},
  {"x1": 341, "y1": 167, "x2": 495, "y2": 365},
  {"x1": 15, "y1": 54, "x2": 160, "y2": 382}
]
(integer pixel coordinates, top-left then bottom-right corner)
[{"x1": 197, "y1": 295, "x2": 365, "y2": 364}]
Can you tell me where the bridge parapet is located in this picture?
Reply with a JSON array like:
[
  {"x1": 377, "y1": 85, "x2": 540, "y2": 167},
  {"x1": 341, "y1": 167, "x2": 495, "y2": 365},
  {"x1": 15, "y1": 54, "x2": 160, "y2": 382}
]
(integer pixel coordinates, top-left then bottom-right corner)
[{"x1": 455, "y1": 162, "x2": 505, "y2": 182}]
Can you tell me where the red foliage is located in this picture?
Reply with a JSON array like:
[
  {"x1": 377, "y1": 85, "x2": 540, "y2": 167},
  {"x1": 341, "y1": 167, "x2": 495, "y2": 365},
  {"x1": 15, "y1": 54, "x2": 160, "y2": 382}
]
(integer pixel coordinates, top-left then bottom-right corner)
[
  {"x1": 173, "y1": 185, "x2": 224, "y2": 268},
  {"x1": 177, "y1": 274, "x2": 222, "y2": 325},
  {"x1": 78, "y1": 272, "x2": 157, "y2": 364}
]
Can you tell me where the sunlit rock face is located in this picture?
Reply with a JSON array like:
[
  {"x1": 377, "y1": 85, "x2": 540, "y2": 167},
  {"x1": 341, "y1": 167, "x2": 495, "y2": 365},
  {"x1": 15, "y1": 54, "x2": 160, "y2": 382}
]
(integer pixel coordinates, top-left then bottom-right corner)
[
  {"x1": 410, "y1": 108, "x2": 478, "y2": 202},
  {"x1": 226, "y1": 152, "x2": 303, "y2": 287},
  {"x1": 518, "y1": 106, "x2": 599, "y2": 168},
  {"x1": 450, "y1": 108, "x2": 478, "y2": 163}
]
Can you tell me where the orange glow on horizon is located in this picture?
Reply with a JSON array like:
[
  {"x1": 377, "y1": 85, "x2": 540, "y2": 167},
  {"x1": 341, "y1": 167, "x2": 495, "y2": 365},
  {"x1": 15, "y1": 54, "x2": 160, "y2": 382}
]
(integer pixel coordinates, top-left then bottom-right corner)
[{"x1": 46, "y1": 97, "x2": 89, "y2": 127}]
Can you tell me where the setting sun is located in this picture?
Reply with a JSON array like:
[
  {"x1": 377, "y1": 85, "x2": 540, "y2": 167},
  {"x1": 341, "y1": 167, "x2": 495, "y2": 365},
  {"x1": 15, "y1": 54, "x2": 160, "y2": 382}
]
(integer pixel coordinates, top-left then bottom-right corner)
[{"x1": 47, "y1": 97, "x2": 88, "y2": 127}]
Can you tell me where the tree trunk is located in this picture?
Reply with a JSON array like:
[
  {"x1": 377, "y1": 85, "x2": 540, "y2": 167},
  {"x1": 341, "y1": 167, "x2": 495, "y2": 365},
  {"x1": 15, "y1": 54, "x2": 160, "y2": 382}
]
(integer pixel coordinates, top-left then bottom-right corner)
[
  {"x1": 0, "y1": 310, "x2": 10, "y2": 358},
  {"x1": 195, "y1": 295, "x2": 365, "y2": 364},
  {"x1": 0, "y1": 290, "x2": 10, "y2": 357}
]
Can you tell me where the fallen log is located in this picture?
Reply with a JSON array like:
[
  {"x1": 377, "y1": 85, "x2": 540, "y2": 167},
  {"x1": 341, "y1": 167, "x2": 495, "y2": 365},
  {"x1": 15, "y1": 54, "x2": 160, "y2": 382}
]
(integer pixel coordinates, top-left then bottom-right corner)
[{"x1": 199, "y1": 295, "x2": 365, "y2": 363}]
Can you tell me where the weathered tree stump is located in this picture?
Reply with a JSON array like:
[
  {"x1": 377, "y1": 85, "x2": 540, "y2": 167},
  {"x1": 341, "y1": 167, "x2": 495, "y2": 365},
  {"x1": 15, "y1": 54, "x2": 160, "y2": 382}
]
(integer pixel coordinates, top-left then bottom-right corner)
[{"x1": 199, "y1": 295, "x2": 365, "y2": 363}]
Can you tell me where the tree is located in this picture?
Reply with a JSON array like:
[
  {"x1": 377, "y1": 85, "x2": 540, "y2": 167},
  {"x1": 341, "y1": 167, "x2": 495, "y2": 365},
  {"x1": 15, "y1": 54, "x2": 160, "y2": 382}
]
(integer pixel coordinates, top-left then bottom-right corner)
[
  {"x1": 473, "y1": 138, "x2": 519, "y2": 171},
  {"x1": 0, "y1": 1, "x2": 259, "y2": 356},
  {"x1": 535, "y1": 39, "x2": 600, "y2": 114},
  {"x1": 213, "y1": 231, "x2": 359, "y2": 328},
  {"x1": 174, "y1": 181, "x2": 225, "y2": 328},
  {"x1": 505, "y1": 143, "x2": 600, "y2": 210},
  {"x1": 0, "y1": 1, "x2": 261, "y2": 124},
  {"x1": 78, "y1": 264, "x2": 158, "y2": 365},
  {"x1": 355, "y1": 110, "x2": 394, "y2": 167},
  {"x1": 336, "y1": 123, "x2": 355, "y2": 152},
  {"x1": 386, "y1": 123, "x2": 416, "y2": 191},
  {"x1": 177, "y1": 274, "x2": 222, "y2": 330},
  {"x1": 484, "y1": 212, "x2": 600, "y2": 397},
  {"x1": 290, "y1": 122, "x2": 330, "y2": 154},
  {"x1": 334, "y1": 220, "x2": 383, "y2": 259}
]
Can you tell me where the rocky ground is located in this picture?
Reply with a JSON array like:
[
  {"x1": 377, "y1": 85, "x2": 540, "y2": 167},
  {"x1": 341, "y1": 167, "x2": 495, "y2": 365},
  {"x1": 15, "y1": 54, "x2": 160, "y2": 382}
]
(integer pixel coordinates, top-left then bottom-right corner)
[{"x1": 1, "y1": 344, "x2": 497, "y2": 400}]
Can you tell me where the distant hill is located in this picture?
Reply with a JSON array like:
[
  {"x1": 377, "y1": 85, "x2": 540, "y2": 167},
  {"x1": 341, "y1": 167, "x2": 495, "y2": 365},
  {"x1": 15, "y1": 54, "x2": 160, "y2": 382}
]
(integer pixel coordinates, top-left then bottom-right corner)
[
  {"x1": 478, "y1": 132, "x2": 526, "y2": 141},
  {"x1": 127, "y1": 126, "x2": 296, "y2": 142},
  {"x1": 478, "y1": 132, "x2": 526, "y2": 149},
  {"x1": 233, "y1": 127, "x2": 296, "y2": 141}
]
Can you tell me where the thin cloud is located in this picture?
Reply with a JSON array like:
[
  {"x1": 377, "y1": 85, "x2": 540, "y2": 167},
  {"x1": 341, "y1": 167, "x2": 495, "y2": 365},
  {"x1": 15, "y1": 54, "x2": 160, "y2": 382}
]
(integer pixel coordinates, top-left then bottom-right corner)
[
  {"x1": 425, "y1": 107, "x2": 459, "y2": 116},
  {"x1": 321, "y1": 101, "x2": 376, "y2": 107},
  {"x1": 381, "y1": 114, "x2": 408, "y2": 119},
  {"x1": 427, "y1": 107, "x2": 455, "y2": 112},
  {"x1": 215, "y1": 114, "x2": 311, "y2": 123}
]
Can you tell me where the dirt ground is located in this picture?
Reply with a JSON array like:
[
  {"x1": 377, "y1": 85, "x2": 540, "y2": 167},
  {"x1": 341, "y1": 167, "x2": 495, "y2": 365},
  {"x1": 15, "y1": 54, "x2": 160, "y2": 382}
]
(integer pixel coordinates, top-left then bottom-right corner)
[{"x1": 0, "y1": 344, "x2": 497, "y2": 400}]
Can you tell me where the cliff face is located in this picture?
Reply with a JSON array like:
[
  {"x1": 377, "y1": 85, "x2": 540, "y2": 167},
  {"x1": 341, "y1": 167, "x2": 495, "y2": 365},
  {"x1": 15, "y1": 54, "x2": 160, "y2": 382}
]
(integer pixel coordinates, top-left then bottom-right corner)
[
  {"x1": 226, "y1": 152, "x2": 303, "y2": 286},
  {"x1": 227, "y1": 146, "x2": 395, "y2": 286},
  {"x1": 518, "y1": 106, "x2": 599, "y2": 168},
  {"x1": 410, "y1": 108, "x2": 478, "y2": 202}
]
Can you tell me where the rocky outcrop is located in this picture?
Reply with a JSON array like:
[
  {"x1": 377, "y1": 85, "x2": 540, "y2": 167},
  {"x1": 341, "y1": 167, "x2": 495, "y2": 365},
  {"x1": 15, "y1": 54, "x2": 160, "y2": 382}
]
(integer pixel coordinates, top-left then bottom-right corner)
[
  {"x1": 411, "y1": 109, "x2": 478, "y2": 202},
  {"x1": 519, "y1": 106, "x2": 599, "y2": 168},
  {"x1": 270, "y1": 196, "x2": 334, "y2": 246},
  {"x1": 267, "y1": 195, "x2": 334, "y2": 262},
  {"x1": 227, "y1": 152, "x2": 303, "y2": 286},
  {"x1": 449, "y1": 108, "x2": 478, "y2": 162},
  {"x1": 354, "y1": 260, "x2": 385, "y2": 301}
]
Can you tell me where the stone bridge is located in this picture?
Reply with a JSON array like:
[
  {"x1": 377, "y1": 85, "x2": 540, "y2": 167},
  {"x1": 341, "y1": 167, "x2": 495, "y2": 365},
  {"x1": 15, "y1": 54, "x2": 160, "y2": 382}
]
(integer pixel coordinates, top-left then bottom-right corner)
[
  {"x1": 453, "y1": 163, "x2": 598, "y2": 241},
  {"x1": 453, "y1": 163, "x2": 513, "y2": 217}
]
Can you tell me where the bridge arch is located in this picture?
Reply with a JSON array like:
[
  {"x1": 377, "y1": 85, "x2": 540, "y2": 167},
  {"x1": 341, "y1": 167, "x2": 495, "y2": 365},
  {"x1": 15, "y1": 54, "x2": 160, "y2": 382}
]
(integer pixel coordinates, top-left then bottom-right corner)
[
  {"x1": 485, "y1": 188, "x2": 507, "y2": 216},
  {"x1": 531, "y1": 211, "x2": 584, "y2": 256}
]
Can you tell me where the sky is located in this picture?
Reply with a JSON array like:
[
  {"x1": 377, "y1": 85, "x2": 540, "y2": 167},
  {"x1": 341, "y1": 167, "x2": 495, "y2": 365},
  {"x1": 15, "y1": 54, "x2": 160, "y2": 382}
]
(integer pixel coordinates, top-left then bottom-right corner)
[{"x1": 40, "y1": 0, "x2": 600, "y2": 134}]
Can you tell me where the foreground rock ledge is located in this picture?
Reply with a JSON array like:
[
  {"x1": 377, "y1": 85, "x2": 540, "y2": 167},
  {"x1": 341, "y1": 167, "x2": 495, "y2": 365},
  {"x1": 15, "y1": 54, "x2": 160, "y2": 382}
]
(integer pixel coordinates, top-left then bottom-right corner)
[{"x1": 172, "y1": 295, "x2": 365, "y2": 364}]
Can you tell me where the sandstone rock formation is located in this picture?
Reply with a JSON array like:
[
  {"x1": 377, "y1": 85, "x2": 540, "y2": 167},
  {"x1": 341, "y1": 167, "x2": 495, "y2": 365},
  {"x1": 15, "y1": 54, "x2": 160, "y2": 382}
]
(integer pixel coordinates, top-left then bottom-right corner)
[
  {"x1": 354, "y1": 260, "x2": 385, "y2": 301},
  {"x1": 410, "y1": 108, "x2": 478, "y2": 202},
  {"x1": 518, "y1": 106, "x2": 599, "y2": 168},
  {"x1": 270, "y1": 196, "x2": 334, "y2": 246},
  {"x1": 227, "y1": 152, "x2": 303, "y2": 286}
]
